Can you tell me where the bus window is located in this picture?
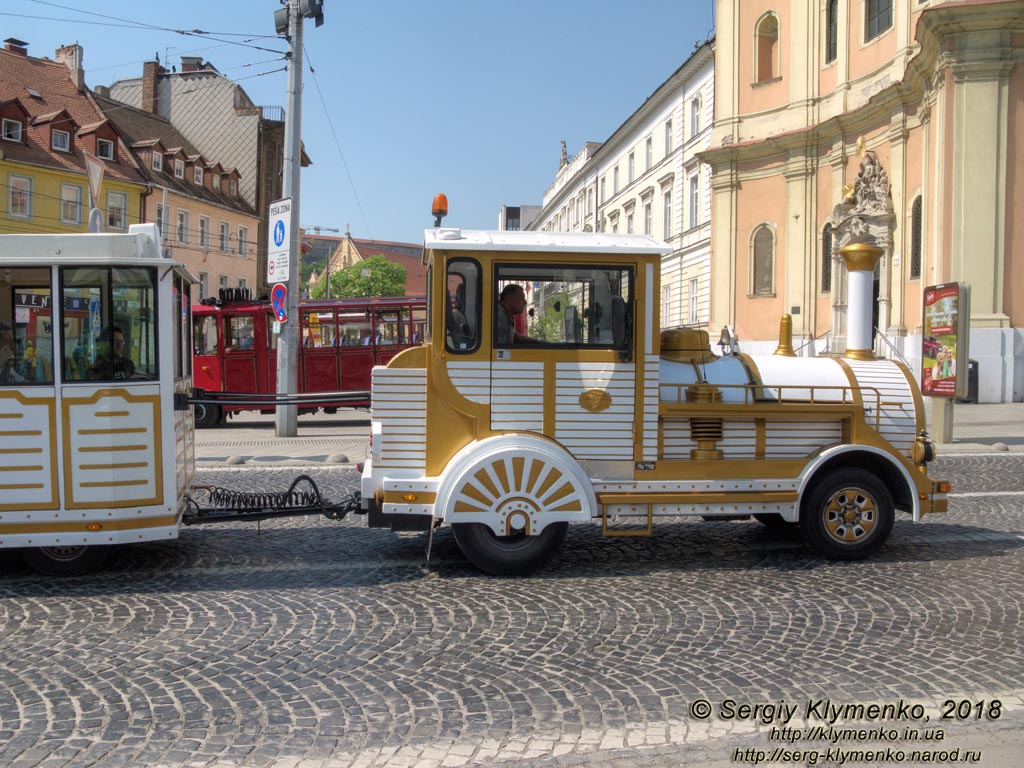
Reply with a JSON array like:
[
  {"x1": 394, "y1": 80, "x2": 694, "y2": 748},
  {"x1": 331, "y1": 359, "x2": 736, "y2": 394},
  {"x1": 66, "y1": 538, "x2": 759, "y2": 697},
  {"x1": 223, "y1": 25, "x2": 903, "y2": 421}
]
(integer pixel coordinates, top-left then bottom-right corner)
[
  {"x1": 61, "y1": 266, "x2": 157, "y2": 381},
  {"x1": 375, "y1": 309, "x2": 404, "y2": 345},
  {"x1": 412, "y1": 305, "x2": 426, "y2": 344},
  {"x1": 338, "y1": 309, "x2": 372, "y2": 346},
  {"x1": 194, "y1": 314, "x2": 217, "y2": 356},
  {"x1": 0, "y1": 269, "x2": 53, "y2": 384},
  {"x1": 318, "y1": 313, "x2": 336, "y2": 347},
  {"x1": 226, "y1": 316, "x2": 255, "y2": 350},
  {"x1": 301, "y1": 310, "x2": 336, "y2": 348}
]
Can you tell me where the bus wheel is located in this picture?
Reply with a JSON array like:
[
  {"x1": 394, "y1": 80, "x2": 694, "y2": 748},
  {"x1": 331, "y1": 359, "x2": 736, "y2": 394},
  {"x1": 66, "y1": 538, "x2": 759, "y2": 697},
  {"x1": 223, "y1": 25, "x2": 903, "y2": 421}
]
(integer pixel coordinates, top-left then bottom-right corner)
[
  {"x1": 453, "y1": 522, "x2": 568, "y2": 577},
  {"x1": 22, "y1": 545, "x2": 111, "y2": 576},
  {"x1": 800, "y1": 469, "x2": 894, "y2": 560},
  {"x1": 194, "y1": 403, "x2": 221, "y2": 428}
]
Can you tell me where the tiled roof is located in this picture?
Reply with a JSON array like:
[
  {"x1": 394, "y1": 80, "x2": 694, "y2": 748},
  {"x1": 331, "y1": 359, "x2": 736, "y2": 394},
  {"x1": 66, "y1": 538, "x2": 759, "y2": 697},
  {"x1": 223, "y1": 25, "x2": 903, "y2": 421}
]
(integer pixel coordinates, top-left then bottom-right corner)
[
  {"x1": 310, "y1": 235, "x2": 427, "y2": 296},
  {"x1": 0, "y1": 48, "x2": 143, "y2": 184},
  {"x1": 93, "y1": 93, "x2": 257, "y2": 217}
]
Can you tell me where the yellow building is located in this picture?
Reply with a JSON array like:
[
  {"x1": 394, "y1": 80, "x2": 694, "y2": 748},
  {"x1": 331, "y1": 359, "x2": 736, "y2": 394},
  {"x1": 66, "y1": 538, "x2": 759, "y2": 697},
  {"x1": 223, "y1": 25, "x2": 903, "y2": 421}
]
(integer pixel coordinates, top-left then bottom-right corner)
[
  {"x1": 0, "y1": 41, "x2": 145, "y2": 235},
  {"x1": 701, "y1": 1, "x2": 1023, "y2": 402}
]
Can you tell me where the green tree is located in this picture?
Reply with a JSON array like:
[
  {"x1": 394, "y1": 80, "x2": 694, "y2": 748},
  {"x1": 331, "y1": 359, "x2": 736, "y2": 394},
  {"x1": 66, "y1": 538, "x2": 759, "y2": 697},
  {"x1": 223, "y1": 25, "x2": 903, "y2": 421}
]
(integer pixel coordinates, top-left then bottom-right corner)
[
  {"x1": 530, "y1": 290, "x2": 569, "y2": 342},
  {"x1": 310, "y1": 254, "x2": 407, "y2": 298}
]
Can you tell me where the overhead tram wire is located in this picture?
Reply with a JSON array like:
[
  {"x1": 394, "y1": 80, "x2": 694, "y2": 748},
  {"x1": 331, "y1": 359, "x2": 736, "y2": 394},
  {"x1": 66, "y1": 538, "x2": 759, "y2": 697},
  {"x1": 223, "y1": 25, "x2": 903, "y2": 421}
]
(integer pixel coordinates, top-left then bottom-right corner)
[
  {"x1": 22, "y1": 1, "x2": 286, "y2": 55},
  {"x1": 303, "y1": 45, "x2": 373, "y2": 241}
]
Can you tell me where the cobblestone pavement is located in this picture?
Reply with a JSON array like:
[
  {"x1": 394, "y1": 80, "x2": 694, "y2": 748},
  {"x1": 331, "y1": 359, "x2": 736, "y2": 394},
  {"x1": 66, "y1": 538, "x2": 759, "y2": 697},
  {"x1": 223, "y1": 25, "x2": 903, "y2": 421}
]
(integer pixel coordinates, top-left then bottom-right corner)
[{"x1": 0, "y1": 454, "x2": 1022, "y2": 767}]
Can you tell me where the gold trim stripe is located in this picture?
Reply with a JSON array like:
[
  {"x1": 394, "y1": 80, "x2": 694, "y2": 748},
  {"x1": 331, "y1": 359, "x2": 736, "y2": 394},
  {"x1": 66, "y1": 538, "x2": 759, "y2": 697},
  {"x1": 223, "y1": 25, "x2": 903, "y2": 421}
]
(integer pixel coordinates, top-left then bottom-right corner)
[
  {"x1": 0, "y1": 515, "x2": 179, "y2": 535},
  {"x1": 77, "y1": 427, "x2": 148, "y2": 435},
  {"x1": 0, "y1": 483, "x2": 45, "y2": 490},
  {"x1": 95, "y1": 410, "x2": 131, "y2": 418},
  {"x1": 0, "y1": 465, "x2": 44, "y2": 472},
  {"x1": 79, "y1": 444, "x2": 149, "y2": 453},
  {"x1": 79, "y1": 462, "x2": 150, "y2": 470},
  {"x1": 0, "y1": 430, "x2": 43, "y2": 437},
  {"x1": 0, "y1": 413, "x2": 23, "y2": 419},
  {"x1": 598, "y1": 491, "x2": 798, "y2": 505},
  {"x1": 80, "y1": 479, "x2": 150, "y2": 488},
  {"x1": 383, "y1": 491, "x2": 437, "y2": 504},
  {"x1": 0, "y1": 447, "x2": 42, "y2": 454}
]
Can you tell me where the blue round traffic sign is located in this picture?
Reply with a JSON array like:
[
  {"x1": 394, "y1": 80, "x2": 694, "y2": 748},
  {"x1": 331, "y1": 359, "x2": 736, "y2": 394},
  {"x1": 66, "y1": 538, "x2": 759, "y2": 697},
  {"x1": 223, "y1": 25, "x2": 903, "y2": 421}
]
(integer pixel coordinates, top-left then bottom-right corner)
[{"x1": 273, "y1": 220, "x2": 285, "y2": 247}]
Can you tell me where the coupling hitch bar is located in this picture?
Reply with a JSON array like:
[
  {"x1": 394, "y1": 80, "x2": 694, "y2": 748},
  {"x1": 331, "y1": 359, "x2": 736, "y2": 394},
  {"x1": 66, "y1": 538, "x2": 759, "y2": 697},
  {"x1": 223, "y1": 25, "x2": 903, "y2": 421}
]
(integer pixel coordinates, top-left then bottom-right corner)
[{"x1": 184, "y1": 474, "x2": 362, "y2": 526}]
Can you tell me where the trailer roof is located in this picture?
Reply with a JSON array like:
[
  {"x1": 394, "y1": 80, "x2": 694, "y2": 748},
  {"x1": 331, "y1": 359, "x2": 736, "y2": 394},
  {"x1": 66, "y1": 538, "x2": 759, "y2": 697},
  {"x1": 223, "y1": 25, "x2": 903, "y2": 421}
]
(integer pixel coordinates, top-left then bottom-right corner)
[{"x1": 423, "y1": 228, "x2": 671, "y2": 255}]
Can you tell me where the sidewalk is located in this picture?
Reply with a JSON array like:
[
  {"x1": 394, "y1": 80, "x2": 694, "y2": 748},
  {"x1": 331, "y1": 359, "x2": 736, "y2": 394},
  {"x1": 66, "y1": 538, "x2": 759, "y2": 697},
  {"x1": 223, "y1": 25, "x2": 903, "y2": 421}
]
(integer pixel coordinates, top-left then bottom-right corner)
[{"x1": 194, "y1": 401, "x2": 1024, "y2": 465}]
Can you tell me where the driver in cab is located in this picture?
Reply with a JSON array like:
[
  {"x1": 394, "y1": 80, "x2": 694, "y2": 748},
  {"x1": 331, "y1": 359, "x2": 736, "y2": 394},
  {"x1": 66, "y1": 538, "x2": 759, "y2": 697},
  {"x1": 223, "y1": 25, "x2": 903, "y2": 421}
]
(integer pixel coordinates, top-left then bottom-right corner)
[
  {"x1": 496, "y1": 284, "x2": 533, "y2": 345},
  {"x1": 90, "y1": 325, "x2": 136, "y2": 380}
]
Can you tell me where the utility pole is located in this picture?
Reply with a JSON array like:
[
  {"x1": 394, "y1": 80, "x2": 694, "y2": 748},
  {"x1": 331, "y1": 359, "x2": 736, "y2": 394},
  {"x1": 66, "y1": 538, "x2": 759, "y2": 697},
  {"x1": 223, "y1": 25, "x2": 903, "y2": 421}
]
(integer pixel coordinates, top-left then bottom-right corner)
[
  {"x1": 301, "y1": 224, "x2": 340, "y2": 297},
  {"x1": 273, "y1": 0, "x2": 323, "y2": 437}
]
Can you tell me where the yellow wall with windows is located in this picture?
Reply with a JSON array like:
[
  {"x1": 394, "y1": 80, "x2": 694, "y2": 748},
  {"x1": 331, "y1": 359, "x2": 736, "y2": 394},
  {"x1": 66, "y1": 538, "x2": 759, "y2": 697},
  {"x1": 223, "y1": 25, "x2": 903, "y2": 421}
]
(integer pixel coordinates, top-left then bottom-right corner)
[{"x1": 0, "y1": 160, "x2": 144, "y2": 235}]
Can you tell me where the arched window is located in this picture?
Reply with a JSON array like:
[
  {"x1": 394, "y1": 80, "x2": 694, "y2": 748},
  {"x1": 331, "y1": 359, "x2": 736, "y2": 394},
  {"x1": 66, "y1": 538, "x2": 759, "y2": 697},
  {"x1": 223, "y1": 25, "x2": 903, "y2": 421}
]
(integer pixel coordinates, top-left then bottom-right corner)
[
  {"x1": 910, "y1": 196, "x2": 922, "y2": 280},
  {"x1": 756, "y1": 14, "x2": 780, "y2": 82},
  {"x1": 821, "y1": 224, "x2": 833, "y2": 294},
  {"x1": 751, "y1": 225, "x2": 775, "y2": 296}
]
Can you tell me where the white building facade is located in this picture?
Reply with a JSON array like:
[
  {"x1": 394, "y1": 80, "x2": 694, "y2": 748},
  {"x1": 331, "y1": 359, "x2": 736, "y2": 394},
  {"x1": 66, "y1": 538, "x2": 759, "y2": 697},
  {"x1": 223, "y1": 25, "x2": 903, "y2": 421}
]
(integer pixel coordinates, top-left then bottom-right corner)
[{"x1": 528, "y1": 41, "x2": 714, "y2": 333}]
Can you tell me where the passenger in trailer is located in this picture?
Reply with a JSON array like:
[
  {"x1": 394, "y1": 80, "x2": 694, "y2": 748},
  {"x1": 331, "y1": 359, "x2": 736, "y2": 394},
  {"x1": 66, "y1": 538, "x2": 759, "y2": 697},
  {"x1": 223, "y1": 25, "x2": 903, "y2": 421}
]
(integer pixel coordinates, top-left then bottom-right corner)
[
  {"x1": 90, "y1": 325, "x2": 135, "y2": 380},
  {"x1": 0, "y1": 323, "x2": 28, "y2": 383}
]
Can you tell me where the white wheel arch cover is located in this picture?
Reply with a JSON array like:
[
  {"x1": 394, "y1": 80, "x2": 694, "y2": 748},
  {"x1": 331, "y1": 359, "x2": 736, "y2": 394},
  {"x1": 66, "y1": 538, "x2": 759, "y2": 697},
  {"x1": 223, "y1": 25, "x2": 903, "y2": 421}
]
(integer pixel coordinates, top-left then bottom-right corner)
[{"x1": 436, "y1": 434, "x2": 596, "y2": 535}]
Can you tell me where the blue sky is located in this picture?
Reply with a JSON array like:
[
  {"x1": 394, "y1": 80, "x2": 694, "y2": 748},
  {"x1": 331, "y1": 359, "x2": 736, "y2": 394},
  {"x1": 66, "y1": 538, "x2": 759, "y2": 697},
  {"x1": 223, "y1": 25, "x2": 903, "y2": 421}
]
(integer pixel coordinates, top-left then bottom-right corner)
[{"x1": 5, "y1": 0, "x2": 715, "y2": 245}]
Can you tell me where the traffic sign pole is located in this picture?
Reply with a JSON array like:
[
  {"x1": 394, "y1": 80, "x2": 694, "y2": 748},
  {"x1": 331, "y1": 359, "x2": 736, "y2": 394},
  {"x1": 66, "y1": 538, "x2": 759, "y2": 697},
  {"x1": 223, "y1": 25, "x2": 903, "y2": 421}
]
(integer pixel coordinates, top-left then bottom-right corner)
[{"x1": 275, "y1": 0, "x2": 304, "y2": 437}]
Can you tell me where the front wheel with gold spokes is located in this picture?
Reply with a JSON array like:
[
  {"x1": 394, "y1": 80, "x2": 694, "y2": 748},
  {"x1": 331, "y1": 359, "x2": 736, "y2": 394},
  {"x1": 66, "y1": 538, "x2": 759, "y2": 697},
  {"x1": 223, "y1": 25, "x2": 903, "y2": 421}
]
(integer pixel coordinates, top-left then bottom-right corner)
[{"x1": 800, "y1": 469, "x2": 894, "y2": 560}]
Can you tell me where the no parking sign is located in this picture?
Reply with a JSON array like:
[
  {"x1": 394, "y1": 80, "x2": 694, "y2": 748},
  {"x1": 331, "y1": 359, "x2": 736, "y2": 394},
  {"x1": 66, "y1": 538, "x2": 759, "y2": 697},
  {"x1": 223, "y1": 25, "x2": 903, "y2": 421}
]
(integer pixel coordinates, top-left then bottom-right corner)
[{"x1": 271, "y1": 283, "x2": 288, "y2": 322}]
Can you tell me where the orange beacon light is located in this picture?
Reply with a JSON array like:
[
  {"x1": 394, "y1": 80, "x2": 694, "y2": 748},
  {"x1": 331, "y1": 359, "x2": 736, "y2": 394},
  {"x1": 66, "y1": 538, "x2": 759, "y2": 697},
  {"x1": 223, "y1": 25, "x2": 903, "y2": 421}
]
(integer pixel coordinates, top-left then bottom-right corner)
[{"x1": 432, "y1": 193, "x2": 448, "y2": 227}]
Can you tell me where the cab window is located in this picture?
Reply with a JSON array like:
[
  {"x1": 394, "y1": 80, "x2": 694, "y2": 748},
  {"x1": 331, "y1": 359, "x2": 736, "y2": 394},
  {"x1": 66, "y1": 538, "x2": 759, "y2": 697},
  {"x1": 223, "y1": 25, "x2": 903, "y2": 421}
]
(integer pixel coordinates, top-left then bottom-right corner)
[
  {"x1": 445, "y1": 259, "x2": 480, "y2": 353},
  {"x1": 494, "y1": 264, "x2": 633, "y2": 351}
]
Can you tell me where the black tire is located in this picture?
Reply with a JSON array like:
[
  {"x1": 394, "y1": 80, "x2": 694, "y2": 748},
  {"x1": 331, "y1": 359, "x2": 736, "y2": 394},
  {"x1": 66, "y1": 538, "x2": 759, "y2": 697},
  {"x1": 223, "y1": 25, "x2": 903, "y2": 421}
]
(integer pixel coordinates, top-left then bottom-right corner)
[
  {"x1": 452, "y1": 522, "x2": 568, "y2": 576},
  {"x1": 754, "y1": 513, "x2": 796, "y2": 527},
  {"x1": 800, "y1": 469, "x2": 894, "y2": 560},
  {"x1": 21, "y1": 545, "x2": 111, "y2": 576},
  {"x1": 194, "y1": 402, "x2": 221, "y2": 429}
]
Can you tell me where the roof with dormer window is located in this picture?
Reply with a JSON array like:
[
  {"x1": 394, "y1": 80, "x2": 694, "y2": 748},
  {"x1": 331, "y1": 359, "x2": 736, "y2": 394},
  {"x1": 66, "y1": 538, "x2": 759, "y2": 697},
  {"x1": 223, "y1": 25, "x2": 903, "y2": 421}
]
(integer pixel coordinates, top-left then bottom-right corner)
[
  {"x1": 93, "y1": 92, "x2": 254, "y2": 216},
  {"x1": 0, "y1": 46, "x2": 142, "y2": 183}
]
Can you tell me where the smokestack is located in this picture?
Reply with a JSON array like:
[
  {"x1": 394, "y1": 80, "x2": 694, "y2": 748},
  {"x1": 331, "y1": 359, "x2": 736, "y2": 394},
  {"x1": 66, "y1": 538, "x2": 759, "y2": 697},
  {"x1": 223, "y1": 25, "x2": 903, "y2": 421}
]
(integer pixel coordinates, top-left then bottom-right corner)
[
  {"x1": 841, "y1": 243, "x2": 883, "y2": 360},
  {"x1": 3, "y1": 38, "x2": 28, "y2": 56},
  {"x1": 55, "y1": 44, "x2": 85, "y2": 91},
  {"x1": 141, "y1": 60, "x2": 164, "y2": 114}
]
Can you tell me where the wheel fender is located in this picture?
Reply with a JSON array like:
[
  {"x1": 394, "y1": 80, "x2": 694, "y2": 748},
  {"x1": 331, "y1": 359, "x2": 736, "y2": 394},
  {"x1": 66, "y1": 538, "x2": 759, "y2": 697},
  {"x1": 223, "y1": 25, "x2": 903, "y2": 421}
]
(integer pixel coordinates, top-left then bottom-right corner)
[
  {"x1": 435, "y1": 434, "x2": 596, "y2": 535},
  {"x1": 794, "y1": 444, "x2": 919, "y2": 523}
]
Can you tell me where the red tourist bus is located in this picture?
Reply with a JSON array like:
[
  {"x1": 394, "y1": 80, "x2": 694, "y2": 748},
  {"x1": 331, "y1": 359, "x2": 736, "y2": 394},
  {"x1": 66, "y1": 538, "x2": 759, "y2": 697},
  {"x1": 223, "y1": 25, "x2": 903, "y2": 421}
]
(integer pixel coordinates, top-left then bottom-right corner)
[{"x1": 192, "y1": 291, "x2": 426, "y2": 427}]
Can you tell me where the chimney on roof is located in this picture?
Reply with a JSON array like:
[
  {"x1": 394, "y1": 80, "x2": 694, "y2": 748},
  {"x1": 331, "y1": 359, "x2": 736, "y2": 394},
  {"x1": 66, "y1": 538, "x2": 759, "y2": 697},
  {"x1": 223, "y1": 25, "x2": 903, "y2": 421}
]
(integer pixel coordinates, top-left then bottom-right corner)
[
  {"x1": 141, "y1": 60, "x2": 165, "y2": 114},
  {"x1": 4, "y1": 38, "x2": 28, "y2": 56},
  {"x1": 55, "y1": 43, "x2": 85, "y2": 91},
  {"x1": 180, "y1": 56, "x2": 203, "y2": 73},
  {"x1": 94, "y1": 85, "x2": 109, "y2": 98}
]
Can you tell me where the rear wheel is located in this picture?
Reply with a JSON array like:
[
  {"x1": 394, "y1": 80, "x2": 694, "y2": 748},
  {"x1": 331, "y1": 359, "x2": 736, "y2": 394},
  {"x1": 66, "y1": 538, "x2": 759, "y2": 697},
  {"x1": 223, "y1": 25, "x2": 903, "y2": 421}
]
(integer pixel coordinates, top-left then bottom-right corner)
[
  {"x1": 452, "y1": 522, "x2": 568, "y2": 576},
  {"x1": 194, "y1": 402, "x2": 221, "y2": 429},
  {"x1": 800, "y1": 469, "x2": 894, "y2": 560},
  {"x1": 22, "y1": 545, "x2": 110, "y2": 576}
]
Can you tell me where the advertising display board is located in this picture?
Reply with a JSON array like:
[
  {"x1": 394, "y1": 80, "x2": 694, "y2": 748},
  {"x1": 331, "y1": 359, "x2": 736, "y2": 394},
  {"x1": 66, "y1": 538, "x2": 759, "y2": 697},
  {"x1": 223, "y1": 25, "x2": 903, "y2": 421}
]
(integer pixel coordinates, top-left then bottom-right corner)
[{"x1": 922, "y1": 282, "x2": 970, "y2": 398}]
